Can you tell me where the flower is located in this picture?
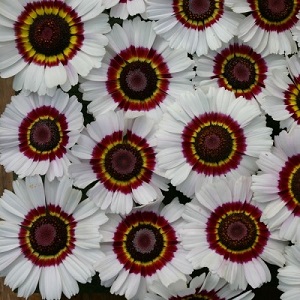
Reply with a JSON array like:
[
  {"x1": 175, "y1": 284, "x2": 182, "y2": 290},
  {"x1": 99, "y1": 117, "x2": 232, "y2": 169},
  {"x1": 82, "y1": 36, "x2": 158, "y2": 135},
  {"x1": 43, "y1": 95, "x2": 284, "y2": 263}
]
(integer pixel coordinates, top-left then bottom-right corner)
[
  {"x1": 95, "y1": 199, "x2": 193, "y2": 299},
  {"x1": 69, "y1": 110, "x2": 168, "y2": 215},
  {"x1": 260, "y1": 54, "x2": 300, "y2": 130},
  {"x1": 252, "y1": 126, "x2": 300, "y2": 243},
  {"x1": 0, "y1": 0, "x2": 110, "y2": 95},
  {"x1": 195, "y1": 38, "x2": 287, "y2": 103},
  {"x1": 79, "y1": 17, "x2": 195, "y2": 121},
  {"x1": 0, "y1": 89, "x2": 83, "y2": 181},
  {"x1": 156, "y1": 87, "x2": 272, "y2": 197},
  {"x1": 145, "y1": 0, "x2": 242, "y2": 56},
  {"x1": 278, "y1": 244, "x2": 300, "y2": 299},
  {"x1": 180, "y1": 177, "x2": 286, "y2": 290},
  {"x1": 227, "y1": 0, "x2": 300, "y2": 55},
  {"x1": 0, "y1": 175, "x2": 108, "y2": 299},
  {"x1": 145, "y1": 272, "x2": 255, "y2": 300}
]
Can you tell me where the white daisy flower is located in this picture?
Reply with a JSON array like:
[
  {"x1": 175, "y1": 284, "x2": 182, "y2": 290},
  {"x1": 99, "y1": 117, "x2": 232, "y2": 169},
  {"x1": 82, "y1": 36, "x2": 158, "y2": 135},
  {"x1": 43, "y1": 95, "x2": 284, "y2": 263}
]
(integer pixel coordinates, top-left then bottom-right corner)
[
  {"x1": 0, "y1": 0, "x2": 110, "y2": 95},
  {"x1": 252, "y1": 126, "x2": 300, "y2": 243},
  {"x1": 145, "y1": 0, "x2": 243, "y2": 56},
  {"x1": 0, "y1": 89, "x2": 83, "y2": 181},
  {"x1": 156, "y1": 87, "x2": 272, "y2": 198},
  {"x1": 0, "y1": 175, "x2": 108, "y2": 300},
  {"x1": 227, "y1": 0, "x2": 300, "y2": 55},
  {"x1": 145, "y1": 272, "x2": 254, "y2": 300},
  {"x1": 180, "y1": 177, "x2": 287, "y2": 290},
  {"x1": 278, "y1": 244, "x2": 300, "y2": 300},
  {"x1": 79, "y1": 17, "x2": 195, "y2": 122},
  {"x1": 195, "y1": 38, "x2": 287, "y2": 104},
  {"x1": 95, "y1": 199, "x2": 193, "y2": 299},
  {"x1": 69, "y1": 110, "x2": 168, "y2": 215},
  {"x1": 260, "y1": 54, "x2": 300, "y2": 130}
]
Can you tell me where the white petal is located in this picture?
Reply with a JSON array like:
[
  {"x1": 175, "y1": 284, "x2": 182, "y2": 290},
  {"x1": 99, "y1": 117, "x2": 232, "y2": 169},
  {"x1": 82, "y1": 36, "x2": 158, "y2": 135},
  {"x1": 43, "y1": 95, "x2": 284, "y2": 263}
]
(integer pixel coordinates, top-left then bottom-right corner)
[
  {"x1": 25, "y1": 176, "x2": 45, "y2": 208},
  {"x1": 39, "y1": 266, "x2": 62, "y2": 300},
  {"x1": 44, "y1": 64, "x2": 67, "y2": 88}
]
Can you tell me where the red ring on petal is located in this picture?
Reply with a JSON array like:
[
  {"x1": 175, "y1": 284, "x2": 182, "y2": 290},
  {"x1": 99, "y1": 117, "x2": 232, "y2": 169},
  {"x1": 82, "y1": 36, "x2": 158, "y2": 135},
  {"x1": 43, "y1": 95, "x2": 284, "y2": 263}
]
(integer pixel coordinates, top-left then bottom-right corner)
[
  {"x1": 18, "y1": 105, "x2": 69, "y2": 161},
  {"x1": 14, "y1": 0, "x2": 84, "y2": 67},
  {"x1": 91, "y1": 130, "x2": 156, "y2": 194},
  {"x1": 172, "y1": 0, "x2": 224, "y2": 30},
  {"x1": 106, "y1": 46, "x2": 171, "y2": 112},
  {"x1": 213, "y1": 43, "x2": 268, "y2": 100},
  {"x1": 182, "y1": 112, "x2": 246, "y2": 176},
  {"x1": 113, "y1": 210, "x2": 178, "y2": 276},
  {"x1": 206, "y1": 201, "x2": 270, "y2": 263},
  {"x1": 248, "y1": 0, "x2": 300, "y2": 32},
  {"x1": 19, "y1": 204, "x2": 76, "y2": 267}
]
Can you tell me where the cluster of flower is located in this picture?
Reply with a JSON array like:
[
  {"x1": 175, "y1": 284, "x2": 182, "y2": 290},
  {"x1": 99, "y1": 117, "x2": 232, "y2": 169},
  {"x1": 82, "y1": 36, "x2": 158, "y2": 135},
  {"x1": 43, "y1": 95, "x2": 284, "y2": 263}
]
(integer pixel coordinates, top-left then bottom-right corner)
[{"x1": 0, "y1": 0, "x2": 300, "y2": 299}]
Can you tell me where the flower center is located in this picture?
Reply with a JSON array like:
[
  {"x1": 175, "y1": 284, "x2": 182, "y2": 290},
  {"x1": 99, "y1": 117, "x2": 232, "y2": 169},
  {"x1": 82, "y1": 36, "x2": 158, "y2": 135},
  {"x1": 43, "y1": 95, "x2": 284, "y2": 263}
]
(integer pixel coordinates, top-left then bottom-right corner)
[
  {"x1": 189, "y1": 0, "x2": 211, "y2": 15},
  {"x1": 30, "y1": 119, "x2": 61, "y2": 152},
  {"x1": 195, "y1": 125, "x2": 233, "y2": 163},
  {"x1": 111, "y1": 148, "x2": 137, "y2": 175},
  {"x1": 34, "y1": 223, "x2": 56, "y2": 247},
  {"x1": 105, "y1": 144, "x2": 143, "y2": 181},
  {"x1": 203, "y1": 133, "x2": 221, "y2": 150},
  {"x1": 41, "y1": 26, "x2": 53, "y2": 40},
  {"x1": 224, "y1": 57, "x2": 256, "y2": 90},
  {"x1": 227, "y1": 221, "x2": 248, "y2": 241},
  {"x1": 29, "y1": 215, "x2": 68, "y2": 256},
  {"x1": 126, "y1": 69, "x2": 148, "y2": 92},
  {"x1": 120, "y1": 61, "x2": 158, "y2": 100},
  {"x1": 257, "y1": 0, "x2": 294, "y2": 22},
  {"x1": 132, "y1": 228, "x2": 156, "y2": 254},
  {"x1": 218, "y1": 213, "x2": 257, "y2": 251},
  {"x1": 232, "y1": 62, "x2": 251, "y2": 82},
  {"x1": 29, "y1": 15, "x2": 71, "y2": 56},
  {"x1": 183, "y1": 0, "x2": 216, "y2": 20},
  {"x1": 126, "y1": 224, "x2": 164, "y2": 262}
]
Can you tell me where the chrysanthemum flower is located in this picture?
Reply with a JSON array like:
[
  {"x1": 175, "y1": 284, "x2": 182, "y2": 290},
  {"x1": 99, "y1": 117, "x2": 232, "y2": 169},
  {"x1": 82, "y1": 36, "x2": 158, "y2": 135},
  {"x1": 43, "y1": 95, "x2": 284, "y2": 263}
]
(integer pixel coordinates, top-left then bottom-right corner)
[
  {"x1": 252, "y1": 126, "x2": 300, "y2": 243},
  {"x1": 195, "y1": 38, "x2": 287, "y2": 103},
  {"x1": 156, "y1": 87, "x2": 272, "y2": 197},
  {"x1": 0, "y1": 175, "x2": 108, "y2": 300},
  {"x1": 145, "y1": 272, "x2": 255, "y2": 300},
  {"x1": 227, "y1": 0, "x2": 300, "y2": 55},
  {"x1": 145, "y1": 0, "x2": 242, "y2": 56},
  {"x1": 260, "y1": 55, "x2": 300, "y2": 130},
  {"x1": 69, "y1": 110, "x2": 168, "y2": 215},
  {"x1": 180, "y1": 177, "x2": 286, "y2": 290},
  {"x1": 278, "y1": 244, "x2": 300, "y2": 300},
  {"x1": 104, "y1": 0, "x2": 146, "y2": 19},
  {"x1": 80, "y1": 17, "x2": 195, "y2": 121},
  {"x1": 0, "y1": 89, "x2": 83, "y2": 181},
  {"x1": 95, "y1": 199, "x2": 193, "y2": 299},
  {"x1": 0, "y1": 0, "x2": 110, "y2": 95}
]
